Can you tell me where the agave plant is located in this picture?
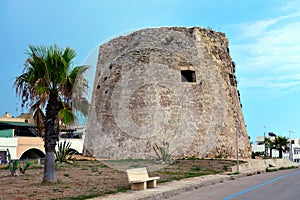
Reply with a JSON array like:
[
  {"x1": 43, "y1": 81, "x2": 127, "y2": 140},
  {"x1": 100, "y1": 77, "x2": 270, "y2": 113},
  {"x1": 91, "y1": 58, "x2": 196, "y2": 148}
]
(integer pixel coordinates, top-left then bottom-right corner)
[
  {"x1": 153, "y1": 142, "x2": 175, "y2": 164},
  {"x1": 5, "y1": 148, "x2": 19, "y2": 176},
  {"x1": 5, "y1": 149, "x2": 34, "y2": 175},
  {"x1": 19, "y1": 160, "x2": 34, "y2": 174},
  {"x1": 55, "y1": 140, "x2": 77, "y2": 164}
]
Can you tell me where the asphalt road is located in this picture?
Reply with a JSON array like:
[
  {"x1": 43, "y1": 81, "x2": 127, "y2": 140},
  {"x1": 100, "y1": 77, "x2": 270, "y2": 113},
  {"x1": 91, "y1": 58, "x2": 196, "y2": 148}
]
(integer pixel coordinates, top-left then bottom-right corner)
[{"x1": 166, "y1": 168, "x2": 300, "y2": 200}]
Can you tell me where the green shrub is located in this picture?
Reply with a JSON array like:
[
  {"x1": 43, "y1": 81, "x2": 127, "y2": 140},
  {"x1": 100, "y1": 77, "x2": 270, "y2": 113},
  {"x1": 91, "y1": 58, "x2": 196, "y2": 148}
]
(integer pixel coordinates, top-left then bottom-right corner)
[
  {"x1": 91, "y1": 167, "x2": 98, "y2": 173},
  {"x1": 266, "y1": 167, "x2": 278, "y2": 172},
  {"x1": 191, "y1": 166, "x2": 201, "y2": 171},
  {"x1": 279, "y1": 166, "x2": 298, "y2": 170}
]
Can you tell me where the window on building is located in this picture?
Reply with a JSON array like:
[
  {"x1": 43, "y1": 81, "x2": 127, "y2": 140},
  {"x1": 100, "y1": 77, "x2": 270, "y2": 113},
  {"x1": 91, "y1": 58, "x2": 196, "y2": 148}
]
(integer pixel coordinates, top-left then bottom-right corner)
[
  {"x1": 294, "y1": 149, "x2": 300, "y2": 154},
  {"x1": 181, "y1": 70, "x2": 196, "y2": 82}
]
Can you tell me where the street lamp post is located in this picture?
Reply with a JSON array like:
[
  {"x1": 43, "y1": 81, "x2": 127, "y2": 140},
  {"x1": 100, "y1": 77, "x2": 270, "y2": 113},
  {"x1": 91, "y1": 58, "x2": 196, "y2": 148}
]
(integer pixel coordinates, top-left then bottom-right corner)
[
  {"x1": 289, "y1": 131, "x2": 294, "y2": 161},
  {"x1": 235, "y1": 121, "x2": 239, "y2": 173},
  {"x1": 264, "y1": 126, "x2": 267, "y2": 158}
]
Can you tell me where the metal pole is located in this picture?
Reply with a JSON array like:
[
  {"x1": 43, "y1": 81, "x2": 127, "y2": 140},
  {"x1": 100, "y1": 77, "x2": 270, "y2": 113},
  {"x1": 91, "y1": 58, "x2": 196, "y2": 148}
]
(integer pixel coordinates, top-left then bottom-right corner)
[
  {"x1": 289, "y1": 131, "x2": 293, "y2": 161},
  {"x1": 236, "y1": 121, "x2": 239, "y2": 173},
  {"x1": 264, "y1": 126, "x2": 267, "y2": 158}
]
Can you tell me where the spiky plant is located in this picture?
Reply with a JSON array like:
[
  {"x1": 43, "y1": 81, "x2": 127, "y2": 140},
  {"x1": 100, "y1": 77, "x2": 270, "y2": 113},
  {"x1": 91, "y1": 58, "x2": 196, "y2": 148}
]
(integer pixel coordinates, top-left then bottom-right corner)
[
  {"x1": 5, "y1": 149, "x2": 19, "y2": 176},
  {"x1": 55, "y1": 140, "x2": 77, "y2": 164},
  {"x1": 153, "y1": 142, "x2": 175, "y2": 164},
  {"x1": 19, "y1": 160, "x2": 34, "y2": 174}
]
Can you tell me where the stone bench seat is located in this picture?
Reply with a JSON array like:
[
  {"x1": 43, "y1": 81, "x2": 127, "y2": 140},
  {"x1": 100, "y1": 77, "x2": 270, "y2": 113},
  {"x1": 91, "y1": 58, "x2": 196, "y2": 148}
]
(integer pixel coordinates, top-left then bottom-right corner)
[{"x1": 126, "y1": 167, "x2": 160, "y2": 190}]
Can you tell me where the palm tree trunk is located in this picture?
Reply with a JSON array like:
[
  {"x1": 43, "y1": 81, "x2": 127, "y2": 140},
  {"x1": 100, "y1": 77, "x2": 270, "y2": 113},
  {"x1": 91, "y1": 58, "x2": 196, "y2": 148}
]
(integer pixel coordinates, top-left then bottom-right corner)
[
  {"x1": 43, "y1": 91, "x2": 60, "y2": 183},
  {"x1": 279, "y1": 149, "x2": 283, "y2": 158}
]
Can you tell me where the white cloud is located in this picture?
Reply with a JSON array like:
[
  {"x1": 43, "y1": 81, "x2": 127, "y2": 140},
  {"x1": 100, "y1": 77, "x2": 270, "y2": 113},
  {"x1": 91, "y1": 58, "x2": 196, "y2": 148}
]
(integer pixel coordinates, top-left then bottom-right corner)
[
  {"x1": 238, "y1": 22, "x2": 300, "y2": 71},
  {"x1": 239, "y1": 74, "x2": 300, "y2": 92},
  {"x1": 281, "y1": 0, "x2": 300, "y2": 11},
  {"x1": 239, "y1": 17, "x2": 283, "y2": 38},
  {"x1": 232, "y1": 10, "x2": 300, "y2": 93}
]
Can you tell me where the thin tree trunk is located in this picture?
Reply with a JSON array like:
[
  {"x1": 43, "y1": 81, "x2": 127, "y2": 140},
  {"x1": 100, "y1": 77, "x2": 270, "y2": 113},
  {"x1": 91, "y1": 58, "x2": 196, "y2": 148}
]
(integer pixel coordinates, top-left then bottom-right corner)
[
  {"x1": 279, "y1": 149, "x2": 283, "y2": 158},
  {"x1": 42, "y1": 91, "x2": 60, "y2": 183}
]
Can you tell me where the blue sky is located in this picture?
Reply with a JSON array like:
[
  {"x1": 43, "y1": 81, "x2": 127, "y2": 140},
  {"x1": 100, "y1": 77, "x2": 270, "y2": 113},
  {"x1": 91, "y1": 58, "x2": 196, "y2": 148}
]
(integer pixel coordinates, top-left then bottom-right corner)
[{"x1": 1, "y1": 0, "x2": 300, "y2": 141}]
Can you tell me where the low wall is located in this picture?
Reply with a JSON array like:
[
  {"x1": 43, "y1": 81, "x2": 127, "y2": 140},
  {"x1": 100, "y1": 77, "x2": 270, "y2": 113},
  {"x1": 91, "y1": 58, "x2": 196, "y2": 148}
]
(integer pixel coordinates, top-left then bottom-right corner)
[{"x1": 230, "y1": 159, "x2": 299, "y2": 173}]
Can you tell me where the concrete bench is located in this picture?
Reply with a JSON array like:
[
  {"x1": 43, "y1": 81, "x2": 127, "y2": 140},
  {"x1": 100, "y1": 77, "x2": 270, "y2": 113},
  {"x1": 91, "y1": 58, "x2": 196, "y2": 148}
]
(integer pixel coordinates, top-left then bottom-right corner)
[{"x1": 126, "y1": 167, "x2": 160, "y2": 190}]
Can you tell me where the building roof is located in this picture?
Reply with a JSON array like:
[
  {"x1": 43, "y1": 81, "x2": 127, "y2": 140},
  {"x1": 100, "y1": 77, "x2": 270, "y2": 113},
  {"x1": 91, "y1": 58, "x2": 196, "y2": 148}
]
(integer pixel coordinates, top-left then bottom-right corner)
[
  {"x1": 0, "y1": 121, "x2": 38, "y2": 137},
  {"x1": 0, "y1": 121, "x2": 35, "y2": 128}
]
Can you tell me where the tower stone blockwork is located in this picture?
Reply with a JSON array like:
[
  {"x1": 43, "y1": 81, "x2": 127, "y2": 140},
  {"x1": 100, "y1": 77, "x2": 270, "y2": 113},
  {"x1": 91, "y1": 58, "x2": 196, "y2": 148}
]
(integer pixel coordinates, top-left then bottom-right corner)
[{"x1": 84, "y1": 27, "x2": 251, "y2": 159}]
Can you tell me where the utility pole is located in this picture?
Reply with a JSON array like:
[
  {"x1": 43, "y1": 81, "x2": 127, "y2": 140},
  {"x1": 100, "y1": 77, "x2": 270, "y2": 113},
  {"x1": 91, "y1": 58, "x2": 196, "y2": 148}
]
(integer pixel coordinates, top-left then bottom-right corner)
[
  {"x1": 235, "y1": 121, "x2": 239, "y2": 173},
  {"x1": 264, "y1": 126, "x2": 267, "y2": 158},
  {"x1": 289, "y1": 131, "x2": 294, "y2": 161}
]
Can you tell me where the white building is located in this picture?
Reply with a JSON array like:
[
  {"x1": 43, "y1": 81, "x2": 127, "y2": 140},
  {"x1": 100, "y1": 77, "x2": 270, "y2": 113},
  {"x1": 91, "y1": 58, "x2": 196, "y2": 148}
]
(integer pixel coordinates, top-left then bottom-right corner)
[
  {"x1": 0, "y1": 112, "x2": 85, "y2": 163},
  {"x1": 252, "y1": 136, "x2": 300, "y2": 163}
]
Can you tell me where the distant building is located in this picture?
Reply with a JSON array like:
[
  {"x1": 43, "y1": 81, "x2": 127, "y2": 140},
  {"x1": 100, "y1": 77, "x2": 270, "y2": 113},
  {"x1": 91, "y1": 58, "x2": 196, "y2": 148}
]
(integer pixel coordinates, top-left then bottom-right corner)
[
  {"x1": 17, "y1": 112, "x2": 35, "y2": 124},
  {"x1": 0, "y1": 112, "x2": 85, "y2": 163},
  {"x1": 252, "y1": 136, "x2": 300, "y2": 163},
  {"x1": 251, "y1": 136, "x2": 265, "y2": 154},
  {"x1": 289, "y1": 139, "x2": 300, "y2": 163}
]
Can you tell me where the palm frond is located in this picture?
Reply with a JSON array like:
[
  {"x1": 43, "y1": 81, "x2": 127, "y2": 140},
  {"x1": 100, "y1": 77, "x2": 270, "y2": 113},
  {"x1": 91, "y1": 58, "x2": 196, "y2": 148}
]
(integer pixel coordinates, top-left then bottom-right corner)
[
  {"x1": 33, "y1": 107, "x2": 45, "y2": 136},
  {"x1": 72, "y1": 97, "x2": 90, "y2": 117},
  {"x1": 15, "y1": 44, "x2": 89, "y2": 136},
  {"x1": 58, "y1": 106, "x2": 75, "y2": 125}
]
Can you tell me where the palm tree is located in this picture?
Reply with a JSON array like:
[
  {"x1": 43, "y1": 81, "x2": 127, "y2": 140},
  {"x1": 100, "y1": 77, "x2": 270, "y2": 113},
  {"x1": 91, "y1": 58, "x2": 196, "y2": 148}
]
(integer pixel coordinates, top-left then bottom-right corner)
[
  {"x1": 264, "y1": 137, "x2": 275, "y2": 158},
  {"x1": 14, "y1": 45, "x2": 89, "y2": 183},
  {"x1": 274, "y1": 136, "x2": 290, "y2": 159}
]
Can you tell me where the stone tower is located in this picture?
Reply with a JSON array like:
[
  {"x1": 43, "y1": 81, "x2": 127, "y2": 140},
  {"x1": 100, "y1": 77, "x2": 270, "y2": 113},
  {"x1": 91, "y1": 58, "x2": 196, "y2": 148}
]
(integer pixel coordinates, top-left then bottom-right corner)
[{"x1": 83, "y1": 27, "x2": 251, "y2": 159}]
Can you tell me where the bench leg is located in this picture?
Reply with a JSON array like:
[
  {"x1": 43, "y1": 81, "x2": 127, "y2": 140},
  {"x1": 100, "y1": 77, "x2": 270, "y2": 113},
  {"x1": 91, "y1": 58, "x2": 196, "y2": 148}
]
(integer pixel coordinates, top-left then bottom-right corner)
[
  {"x1": 147, "y1": 180, "x2": 157, "y2": 188},
  {"x1": 131, "y1": 182, "x2": 147, "y2": 190}
]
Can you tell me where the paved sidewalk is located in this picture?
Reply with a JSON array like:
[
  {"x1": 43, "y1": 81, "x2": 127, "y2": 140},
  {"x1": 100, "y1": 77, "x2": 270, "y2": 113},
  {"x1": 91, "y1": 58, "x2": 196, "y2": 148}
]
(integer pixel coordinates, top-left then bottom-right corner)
[{"x1": 90, "y1": 174, "x2": 237, "y2": 200}]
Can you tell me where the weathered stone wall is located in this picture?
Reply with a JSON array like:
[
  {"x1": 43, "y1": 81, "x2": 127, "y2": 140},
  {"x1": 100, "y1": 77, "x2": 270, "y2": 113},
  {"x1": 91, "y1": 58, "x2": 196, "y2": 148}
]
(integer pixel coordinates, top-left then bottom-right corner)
[{"x1": 83, "y1": 27, "x2": 251, "y2": 159}]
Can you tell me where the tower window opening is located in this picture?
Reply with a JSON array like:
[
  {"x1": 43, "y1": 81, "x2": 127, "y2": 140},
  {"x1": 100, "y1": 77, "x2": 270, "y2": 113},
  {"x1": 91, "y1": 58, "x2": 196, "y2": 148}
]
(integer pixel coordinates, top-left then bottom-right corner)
[
  {"x1": 181, "y1": 70, "x2": 196, "y2": 82},
  {"x1": 229, "y1": 74, "x2": 235, "y2": 86}
]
